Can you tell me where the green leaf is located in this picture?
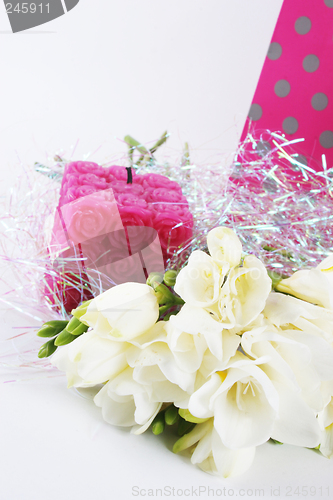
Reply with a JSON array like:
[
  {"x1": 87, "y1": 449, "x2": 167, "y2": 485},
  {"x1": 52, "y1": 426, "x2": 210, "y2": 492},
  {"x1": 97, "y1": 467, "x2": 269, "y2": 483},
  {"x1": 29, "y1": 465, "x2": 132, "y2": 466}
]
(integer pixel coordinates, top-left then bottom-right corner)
[
  {"x1": 172, "y1": 295, "x2": 185, "y2": 306},
  {"x1": 159, "y1": 304, "x2": 171, "y2": 315},
  {"x1": 71, "y1": 300, "x2": 92, "y2": 320},
  {"x1": 267, "y1": 270, "x2": 284, "y2": 290},
  {"x1": 54, "y1": 330, "x2": 76, "y2": 347},
  {"x1": 270, "y1": 438, "x2": 283, "y2": 445},
  {"x1": 163, "y1": 270, "x2": 178, "y2": 288},
  {"x1": 37, "y1": 325, "x2": 59, "y2": 338},
  {"x1": 165, "y1": 405, "x2": 179, "y2": 426},
  {"x1": 162, "y1": 310, "x2": 179, "y2": 321},
  {"x1": 173, "y1": 423, "x2": 207, "y2": 454},
  {"x1": 70, "y1": 322, "x2": 89, "y2": 337},
  {"x1": 153, "y1": 283, "x2": 177, "y2": 305},
  {"x1": 146, "y1": 272, "x2": 164, "y2": 288},
  {"x1": 37, "y1": 320, "x2": 69, "y2": 338},
  {"x1": 38, "y1": 338, "x2": 57, "y2": 358},
  {"x1": 179, "y1": 408, "x2": 209, "y2": 424},
  {"x1": 151, "y1": 411, "x2": 165, "y2": 435},
  {"x1": 44, "y1": 320, "x2": 69, "y2": 329},
  {"x1": 177, "y1": 417, "x2": 196, "y2": 437},
  {"x1": 66, "y1": 316, "x2": 82, "y2": 333}
]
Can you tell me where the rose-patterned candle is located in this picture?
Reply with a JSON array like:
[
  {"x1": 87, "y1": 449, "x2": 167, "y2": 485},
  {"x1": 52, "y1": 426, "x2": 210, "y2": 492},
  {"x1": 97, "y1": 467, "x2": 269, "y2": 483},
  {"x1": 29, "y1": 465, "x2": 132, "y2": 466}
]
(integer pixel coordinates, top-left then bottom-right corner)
[
  {"x1": 47, "y1": 161, "x2": 193, "y2": 312},
  {"x1": 58, "y1": 161, "x2": 193, "y2": 258}
]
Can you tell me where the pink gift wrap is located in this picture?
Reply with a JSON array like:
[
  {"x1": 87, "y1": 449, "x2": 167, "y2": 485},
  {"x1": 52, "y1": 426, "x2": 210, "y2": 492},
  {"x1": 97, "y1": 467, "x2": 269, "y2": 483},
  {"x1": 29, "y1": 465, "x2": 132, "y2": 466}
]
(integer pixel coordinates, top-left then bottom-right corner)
[{"x1": 243, "y1": 0, "x2": 333, "y2": 171}]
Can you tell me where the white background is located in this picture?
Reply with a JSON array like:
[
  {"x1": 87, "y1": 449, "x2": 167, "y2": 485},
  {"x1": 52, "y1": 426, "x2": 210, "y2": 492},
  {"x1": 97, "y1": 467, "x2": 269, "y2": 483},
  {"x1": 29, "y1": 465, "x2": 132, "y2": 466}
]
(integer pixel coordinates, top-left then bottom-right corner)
[
  {"x1": 2, "y1": 2, "x2": 331, "y2": 500},
  {"x1": 0, "y1": 0, "x2": 283, "y2": 174}
]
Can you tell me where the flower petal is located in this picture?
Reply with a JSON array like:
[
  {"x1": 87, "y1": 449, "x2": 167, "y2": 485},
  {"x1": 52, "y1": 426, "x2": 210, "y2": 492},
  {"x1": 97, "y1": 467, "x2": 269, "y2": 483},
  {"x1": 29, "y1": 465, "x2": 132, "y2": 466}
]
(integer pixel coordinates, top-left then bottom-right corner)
[
  {"x1": 174, "y1": 251, "x2": 222, "y2": 307},
  {"x1": 271, "y1": 380, "x2": 321, "y2": 448},
  {"x1": 211, "y1": 428, "x2": 256, "y2": 478},
  {"x1": 207, "y1": 226, "x2": 242, "y2": 270}
]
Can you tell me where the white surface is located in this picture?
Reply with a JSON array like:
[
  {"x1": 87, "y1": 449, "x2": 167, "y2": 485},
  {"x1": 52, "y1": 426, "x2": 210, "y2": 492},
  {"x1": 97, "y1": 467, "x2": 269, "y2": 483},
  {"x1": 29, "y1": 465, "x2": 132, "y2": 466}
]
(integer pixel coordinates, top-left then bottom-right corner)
[
  {"x1": 1, "y1": 375, "x2": 332, "y2": 500},
  {"x1": 2, "y1": 2, "x2": 330, "y2": 500}
]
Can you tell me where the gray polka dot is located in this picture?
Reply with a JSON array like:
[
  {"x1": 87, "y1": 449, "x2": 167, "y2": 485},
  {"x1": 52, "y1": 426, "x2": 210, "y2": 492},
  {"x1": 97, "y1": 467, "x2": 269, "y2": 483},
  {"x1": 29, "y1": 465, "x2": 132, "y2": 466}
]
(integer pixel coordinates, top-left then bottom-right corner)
[
  {"x1": 324, "y1": 0, "x2": 333, "y2": 7},
  {"x1": 320, "y1": 131, "x2": 333, "y2": 148},
  {"x1": 267, "y1": 42, "x2": 282, "y2": 60},
  {"x1": 231, "y1": 162, "x2": 242, "y2": 179},
  {"x1": 256, "y1": 140, "x2": 271, "y2": 157},
  {"x1": 290, "y1": 154, "x2": 307, "y2": 171},
  {"x1": 248, "y1": 103, "x2": 263, "y2": 121},
  {"x1": 303, "y1": 54, "x2": 320, "y2": 73},
  {"x1": 263, "y1": 178, "x2": 279, "y2": 193},
  {"x1": 297, "y1": 155, "x2": 308, "y2": 166},
  {"x1": 295, "y1": 16, "x2": 312, "y2": 35},
  {"x1": 274, "y1": 80, "x2": 290, "y2": 97},
  {"x1": 311, "y1": 93, "x2": 328, "y2": 110},
  {"x1": 283, "y1": 117, "x2": 299, "y2": 135}
]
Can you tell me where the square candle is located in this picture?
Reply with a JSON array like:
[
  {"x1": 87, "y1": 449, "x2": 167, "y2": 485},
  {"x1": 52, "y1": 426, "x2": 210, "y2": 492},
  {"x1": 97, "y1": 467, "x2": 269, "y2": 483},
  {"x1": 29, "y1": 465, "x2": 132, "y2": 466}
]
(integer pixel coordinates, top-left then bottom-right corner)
[{"x1": 46, "y1": 161, "x2": 193, "y2": 312}]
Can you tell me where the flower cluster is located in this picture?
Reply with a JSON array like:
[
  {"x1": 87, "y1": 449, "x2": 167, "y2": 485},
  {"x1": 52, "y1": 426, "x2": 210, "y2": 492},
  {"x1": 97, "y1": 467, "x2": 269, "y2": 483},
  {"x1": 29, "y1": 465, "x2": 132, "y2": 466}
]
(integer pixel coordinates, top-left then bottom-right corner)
[{"x1": 46, "y1": 227, "x2": 333, "y2": 478}]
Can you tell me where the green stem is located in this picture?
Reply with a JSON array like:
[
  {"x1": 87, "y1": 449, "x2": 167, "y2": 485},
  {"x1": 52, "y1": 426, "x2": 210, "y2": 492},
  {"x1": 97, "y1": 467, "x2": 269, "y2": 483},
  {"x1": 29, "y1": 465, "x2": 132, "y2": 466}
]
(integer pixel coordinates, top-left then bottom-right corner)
[
  {"x1": 182, "y1": 142, "x2": 190, "y2": 166},
  {"x1": 124, "y1": 131, "x2": 169, "y2": 168},
  {"x1": 150, "y1": 131, "x2": 168, "y2": 154},
  {"x1": 172, "y1": 295, "x2": 185, "y2": 305},
  {"x1": 159, "y1": 305, "x2": 171, "y2": 314}
]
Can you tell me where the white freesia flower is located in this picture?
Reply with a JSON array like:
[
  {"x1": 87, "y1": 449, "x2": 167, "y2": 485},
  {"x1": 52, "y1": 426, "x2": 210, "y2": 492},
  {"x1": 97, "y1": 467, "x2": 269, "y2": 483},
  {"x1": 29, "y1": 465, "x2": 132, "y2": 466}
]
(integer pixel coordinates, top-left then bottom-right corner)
[
  {"x1": 80, "y1": 282, "x2": 159, "y2": 340},
  {"x1": 276, "y1": 254, "x2": 333, "y2": 309},
  {"x1": 207, "y1": 226, "x2": 242, "y2": 271},
  {"x1": 174, "y1": 250, "x2": 222, "y2": 308},
  {"x1": 174, "y1": 228, "x2": 270, "y2": 332},
  {"x1": 265, "y1": 292, "x2": 333, "y2": 344},
  {"x1": 167, "y1": 304, "x2": 240, "y2": 361},
  {"x1": 51, "y1": 330, "x2": 128, "y2": 387},
  {"x1": 263, "y1": 293, "x2": 333, "y2": 411},
  {"x1": 94, "y1": 367, "x2": 163, "y2": 434},
  {"x1": 188, "y1": 352, "x2": 321, "y2": 449},
  {"x1": 241, "y1": 324, "x2": 319, "y2": 407},
  {"x1": 188, "y1": 353, "x2": 279, "y2": 449},
  {"x1": 165, "y1": 305, "x2": 240, "y2": 387},
  {"x1": 126, "y1": 326, "x2": 195, "y2": 395},
  {"x1": 95, "y1": 345, "x2": 189, "y2": 435},
  {"x1": 218, "y1": 255, "x2": 272, "y2": 329},
  {"x1": 91, "y1": 321, "x2": 191, "y2": 433},
  {"x1": 173, "y1": 418, "x2": 256, "y2": 478},
  {"x1": 51, "y1": 319, "x2": 167, "y2": 389},
  {"x1": 53, "y1": 319, "x2": 190, "y2": 433}
]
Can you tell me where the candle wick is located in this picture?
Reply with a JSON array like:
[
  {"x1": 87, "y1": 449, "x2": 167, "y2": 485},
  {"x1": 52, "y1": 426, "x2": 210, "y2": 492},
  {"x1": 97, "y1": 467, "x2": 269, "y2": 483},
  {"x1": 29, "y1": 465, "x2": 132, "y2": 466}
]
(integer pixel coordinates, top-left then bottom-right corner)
[{"x1": 126, "y1": 167, "x2": 133, "y2": 184}]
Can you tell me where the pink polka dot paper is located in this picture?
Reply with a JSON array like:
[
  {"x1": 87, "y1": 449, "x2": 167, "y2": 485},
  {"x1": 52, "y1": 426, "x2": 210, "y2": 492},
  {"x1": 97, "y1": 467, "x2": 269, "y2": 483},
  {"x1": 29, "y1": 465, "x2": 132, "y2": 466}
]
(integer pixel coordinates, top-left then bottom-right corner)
[{"x1": 241, "y1": 0, "x2": 333, "y2": 170}]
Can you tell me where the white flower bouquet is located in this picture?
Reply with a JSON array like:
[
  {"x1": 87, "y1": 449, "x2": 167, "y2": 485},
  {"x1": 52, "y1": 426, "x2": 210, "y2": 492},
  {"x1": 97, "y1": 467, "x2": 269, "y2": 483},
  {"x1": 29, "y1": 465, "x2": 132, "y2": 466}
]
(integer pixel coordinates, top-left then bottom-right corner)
[
  {"x1": 37, "y1": 226, "x2": 333, "y2": 478},
  {"x1": 2, "y1": 130, "x2": 333, "y2": 479}
]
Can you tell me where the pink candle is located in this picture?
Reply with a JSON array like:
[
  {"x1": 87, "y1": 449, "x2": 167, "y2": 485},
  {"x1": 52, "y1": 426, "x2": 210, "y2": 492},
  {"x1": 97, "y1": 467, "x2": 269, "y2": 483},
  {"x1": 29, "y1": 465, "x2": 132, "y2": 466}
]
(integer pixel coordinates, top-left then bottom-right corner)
[
  {"x1": 59, "y1": 161, "x2": 193, "y2": 258},
  {"x1": 47, "y1": 161, "x2": 193, "y2": 312}
]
